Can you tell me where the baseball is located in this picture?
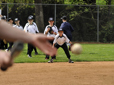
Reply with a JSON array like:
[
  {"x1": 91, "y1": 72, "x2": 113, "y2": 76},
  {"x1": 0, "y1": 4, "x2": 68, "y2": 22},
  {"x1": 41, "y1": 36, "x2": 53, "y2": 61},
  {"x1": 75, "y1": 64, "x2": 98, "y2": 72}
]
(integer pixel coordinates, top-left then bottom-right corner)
[{"x1": 71, "y1": 43, "x2": 82, "y2": 55}]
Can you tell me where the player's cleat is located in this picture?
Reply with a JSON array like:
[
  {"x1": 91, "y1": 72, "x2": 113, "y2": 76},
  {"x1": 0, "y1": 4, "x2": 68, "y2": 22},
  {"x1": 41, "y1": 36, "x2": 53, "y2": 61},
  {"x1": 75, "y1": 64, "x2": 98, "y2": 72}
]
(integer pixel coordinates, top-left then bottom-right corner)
[
  {"x1": 52, "y1": 56, "x2": 56, "y2": 59},
  {"x1": 69, "y1": 59, "x2": 74, "y2": 63},
  {"x1": 5, "y1": 49, "x2": 8, "y2": 52},
  {"x1": 28, "y1": 54, "x2": 32, "y2": 58},
  {"x1": 53, "y1": 58, "x2": 56, "y2": 60},
  {"x1": 45, "y1": 57, "x2": 49, "y2": 60},
  {"x1": 48, "y1": 59, "x2": 53, "y2": 63},
  {"x1": 35, "y1": 52, "x2": 38, "y2": 55},
  {"x1": 45, "y1": 55, "x2": 49, "y2": 59},
  {"x1": 45, "y1": 58, "x2": 49, "y2": 60}
]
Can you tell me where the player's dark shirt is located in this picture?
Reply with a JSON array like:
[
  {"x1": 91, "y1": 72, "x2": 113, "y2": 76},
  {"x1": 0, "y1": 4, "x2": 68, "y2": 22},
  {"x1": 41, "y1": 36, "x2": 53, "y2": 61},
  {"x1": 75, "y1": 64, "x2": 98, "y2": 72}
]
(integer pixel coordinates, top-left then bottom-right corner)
[{"x1": 60, "y1": 22, "x2": 74, "y2": 41}]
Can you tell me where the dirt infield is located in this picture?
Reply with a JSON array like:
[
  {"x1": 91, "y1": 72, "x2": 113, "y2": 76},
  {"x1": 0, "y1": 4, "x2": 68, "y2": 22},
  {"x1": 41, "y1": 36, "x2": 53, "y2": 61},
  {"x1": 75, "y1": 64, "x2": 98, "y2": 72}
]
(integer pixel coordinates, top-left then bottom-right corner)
[{"x1": 0, "y1": 62, "x2": 114, "y2": 85}]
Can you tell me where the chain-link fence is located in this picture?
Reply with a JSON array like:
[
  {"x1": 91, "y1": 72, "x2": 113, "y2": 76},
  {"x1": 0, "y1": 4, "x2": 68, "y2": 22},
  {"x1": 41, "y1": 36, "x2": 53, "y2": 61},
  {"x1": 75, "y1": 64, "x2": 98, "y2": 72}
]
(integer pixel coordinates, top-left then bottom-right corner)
[{"x1": 0, "y1": 3, "x2": 114, "y2": 43}]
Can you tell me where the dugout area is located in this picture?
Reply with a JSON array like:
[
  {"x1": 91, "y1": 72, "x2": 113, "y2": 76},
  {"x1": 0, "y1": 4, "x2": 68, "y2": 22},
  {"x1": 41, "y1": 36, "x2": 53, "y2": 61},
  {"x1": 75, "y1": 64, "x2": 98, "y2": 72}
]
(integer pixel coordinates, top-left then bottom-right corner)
[{"x1": 0, "y1": 62, "x2": 114, "y2": 85}]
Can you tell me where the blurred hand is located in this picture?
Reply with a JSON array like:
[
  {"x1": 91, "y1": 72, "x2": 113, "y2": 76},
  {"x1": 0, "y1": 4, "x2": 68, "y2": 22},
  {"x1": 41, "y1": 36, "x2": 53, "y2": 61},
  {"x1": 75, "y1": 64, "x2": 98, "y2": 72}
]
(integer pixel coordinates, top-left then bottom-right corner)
[
  {"x1": 0, "y1": 51, "x2": 13, "y2": 70},
  {"x1": 30, "y1": 33, "x2": 57, "y2": 56}
]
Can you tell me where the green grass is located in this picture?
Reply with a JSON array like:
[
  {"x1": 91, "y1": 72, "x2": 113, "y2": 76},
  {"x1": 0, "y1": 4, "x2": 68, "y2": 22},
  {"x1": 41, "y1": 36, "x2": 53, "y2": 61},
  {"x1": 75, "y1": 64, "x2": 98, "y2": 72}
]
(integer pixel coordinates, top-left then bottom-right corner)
[{"x1": 14, "y1": 44, "x2": 114, "y2": 63}]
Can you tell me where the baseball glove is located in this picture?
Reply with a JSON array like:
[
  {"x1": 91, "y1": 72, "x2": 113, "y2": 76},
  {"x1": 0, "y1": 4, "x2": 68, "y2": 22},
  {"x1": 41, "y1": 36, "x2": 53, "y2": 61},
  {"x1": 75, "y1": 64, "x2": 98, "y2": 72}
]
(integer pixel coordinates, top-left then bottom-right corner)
[
  {"x1": 47, "y1": 26, "x2": 54, "y2": 34},
  {"x1": 69, "y1": 44, "x2": 73, "y2": 51}
]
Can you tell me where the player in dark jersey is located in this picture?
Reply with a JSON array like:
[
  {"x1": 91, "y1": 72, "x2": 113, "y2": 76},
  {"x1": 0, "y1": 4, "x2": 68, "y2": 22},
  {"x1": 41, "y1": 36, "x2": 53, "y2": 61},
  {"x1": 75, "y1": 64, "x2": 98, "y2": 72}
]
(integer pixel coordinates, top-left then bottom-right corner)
[{"x1": 60, "y1": 16, "x2": 74, "y2": 41}]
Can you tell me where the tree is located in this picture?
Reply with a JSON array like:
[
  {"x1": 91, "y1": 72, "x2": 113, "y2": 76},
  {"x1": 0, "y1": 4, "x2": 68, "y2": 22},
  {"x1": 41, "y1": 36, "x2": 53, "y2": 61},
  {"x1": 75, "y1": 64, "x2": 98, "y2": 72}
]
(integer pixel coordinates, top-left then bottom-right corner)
[
  {"x1": 105, "y1": 0, "x2": 111, "y2": 5},
  {"x1": 105, "y1": 0, "x2": 111, "y2": 20},
  {"x1": 42, "y1": 0, "x2": 64, "y2": 4},
  {"x1": 83, "y1": 0, "x2": 96, "y2": 4},
  {"x1": 34, "y1": 0, "x2": 44, "y2": 32}
]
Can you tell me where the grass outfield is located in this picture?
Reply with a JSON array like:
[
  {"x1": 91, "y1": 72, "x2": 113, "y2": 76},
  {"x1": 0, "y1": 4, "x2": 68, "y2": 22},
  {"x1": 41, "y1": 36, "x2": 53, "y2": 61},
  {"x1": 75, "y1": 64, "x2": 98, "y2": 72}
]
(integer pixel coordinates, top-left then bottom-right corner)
[{"x1": 14, "y1": 44, "x2": 114, "y2": 63}]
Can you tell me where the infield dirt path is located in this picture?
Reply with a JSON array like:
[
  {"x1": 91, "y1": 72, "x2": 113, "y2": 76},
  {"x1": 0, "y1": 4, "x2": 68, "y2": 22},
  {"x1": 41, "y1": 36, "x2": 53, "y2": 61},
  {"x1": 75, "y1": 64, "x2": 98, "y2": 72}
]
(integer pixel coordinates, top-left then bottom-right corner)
[{"x1": 0, "y1": 62, "x2": 114, "y2": 85}]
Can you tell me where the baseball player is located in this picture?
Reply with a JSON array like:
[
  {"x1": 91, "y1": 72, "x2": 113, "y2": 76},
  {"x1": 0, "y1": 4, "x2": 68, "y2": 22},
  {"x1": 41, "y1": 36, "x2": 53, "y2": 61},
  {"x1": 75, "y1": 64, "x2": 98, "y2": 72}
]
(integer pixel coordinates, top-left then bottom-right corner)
[
  {"x1": 0, "y1": 15, "x2": 7, "y2": 49},
  {"x1": 8, "y1": 18, "x2": 14, "y2": 25},
  {"x1": 5, "y1": 18, "x2": 14, "y2": 51},
  {"x1": 1, "y1": 15, "x2": 6, "y2": 21},
  {"x1": 44, "y1": 17, "x2": 58, "y2": 59},
  {"x1": 60, "y1": 16, "x2": 74, "y2": 41},
  {"x1": 13, "y1": 18, "x2": 23, "y2": 30},
  {"x1": 24, "y1": 15, "x2": 39, "y2": 57},
  {"x1": 48, "y1": 29, "x2": 74, "y2": 63}
]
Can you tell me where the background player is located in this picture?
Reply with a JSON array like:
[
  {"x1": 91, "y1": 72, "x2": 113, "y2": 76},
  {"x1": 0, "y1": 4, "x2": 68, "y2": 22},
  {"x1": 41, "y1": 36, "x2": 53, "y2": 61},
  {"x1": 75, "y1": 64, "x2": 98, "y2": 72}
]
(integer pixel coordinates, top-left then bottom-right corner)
[
  {"x1": 0, "y1": 15, "x2": 7, "y2": 50},
  {"x1": 24, "y1": 15, "x2": 39, "y2": 57},
  {"x1": 44, "y1": 17, "x2": 58, "y2": 59},
  {"x1": 13, "y1": 18, "x2": 23, "y2": 30},
  {"x1": 48, "y1": 29, "x2": 74, "y2": 63},
  {"x1": 60, "y1": 16, "x2": 74, "y2": 41},
  {"x1": 1, "y1": 15, "x2": 6, "y2": 21},
  {"x1": 5, "y1": 18, "x2": 14, "y2": 51}
]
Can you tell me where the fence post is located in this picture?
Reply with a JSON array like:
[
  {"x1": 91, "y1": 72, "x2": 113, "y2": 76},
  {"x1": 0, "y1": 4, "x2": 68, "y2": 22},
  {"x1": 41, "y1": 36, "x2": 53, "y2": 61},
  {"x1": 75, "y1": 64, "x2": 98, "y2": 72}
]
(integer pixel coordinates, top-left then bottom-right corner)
[
  {"x1": 54, "y1": 4, "x2": 56, "y2": 25},
  {"x1": 0, "y1": 9, "x2": 1, "y2": 20},
  {"x1": 97, "y1": 5, "x2": 99, "y2": 42},
  {"x1": 7, "y1": 3, "x2": 9, "y2": 21}
]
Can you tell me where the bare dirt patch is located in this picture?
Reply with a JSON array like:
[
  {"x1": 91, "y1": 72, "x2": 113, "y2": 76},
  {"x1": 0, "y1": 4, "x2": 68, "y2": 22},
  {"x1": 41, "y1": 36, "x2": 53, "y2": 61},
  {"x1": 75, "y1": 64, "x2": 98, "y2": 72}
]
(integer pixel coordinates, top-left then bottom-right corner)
[{"x1": 0, "y1": 62, "x2": 114, "y2": 85}]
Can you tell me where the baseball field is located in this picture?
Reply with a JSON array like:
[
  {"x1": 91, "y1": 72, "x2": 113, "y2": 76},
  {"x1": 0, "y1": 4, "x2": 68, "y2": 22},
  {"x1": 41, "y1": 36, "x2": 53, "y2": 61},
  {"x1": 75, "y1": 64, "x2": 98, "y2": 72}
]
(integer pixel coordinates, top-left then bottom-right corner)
[{"x1": 0, "y1": 43, "x2": 114, "y2": 85}]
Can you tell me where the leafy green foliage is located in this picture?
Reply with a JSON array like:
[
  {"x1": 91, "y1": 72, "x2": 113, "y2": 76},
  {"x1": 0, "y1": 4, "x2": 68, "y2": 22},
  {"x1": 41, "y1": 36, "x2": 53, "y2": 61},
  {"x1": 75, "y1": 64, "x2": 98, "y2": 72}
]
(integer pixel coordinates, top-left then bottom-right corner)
[
  {"x1": 96, "y1": 0, "x2": 106, "y2": 5},
  {"x1": 0, "y1": 0, "x2": 114, "y2": 5},
  {"x1": 0, "y1": 1, "x2": 114, "y2": 42},
  {"x1": 0, "y1": 0, "x2": 34, "y2": 3}
]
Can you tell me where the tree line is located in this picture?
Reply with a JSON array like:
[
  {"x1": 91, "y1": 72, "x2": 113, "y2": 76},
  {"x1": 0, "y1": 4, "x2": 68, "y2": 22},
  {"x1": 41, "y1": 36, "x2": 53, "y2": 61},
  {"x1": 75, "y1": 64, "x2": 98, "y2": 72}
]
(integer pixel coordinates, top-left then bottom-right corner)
[{"x1": 0, "y1": 0, "x2": 114, "y2": 42}]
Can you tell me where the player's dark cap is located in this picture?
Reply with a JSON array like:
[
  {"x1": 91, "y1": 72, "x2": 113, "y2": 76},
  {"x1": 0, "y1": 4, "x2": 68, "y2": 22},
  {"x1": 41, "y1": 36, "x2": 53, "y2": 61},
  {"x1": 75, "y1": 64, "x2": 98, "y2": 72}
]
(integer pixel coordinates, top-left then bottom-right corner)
[
  {"x1": 58, "y1": 29, "x2": 63, "y2": 32},
  {"x1": 14, "y1": 18, "x2": 19, "y2": 22},
  {"x1": 61, "y1": 16, "x2": 67, "y2": 20},
  {"x1": 1, "y1": 15, "x2": 6, "y2": 20},
  {"x1": 28, "y1": 15, "x2": 34, "y2": 20},
  {"x1": 8, "y1": 18, "x2": 13, "y2": 21},
  {"x1": 48, "y1": 17, "x2": 54, "y2": 21}
]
